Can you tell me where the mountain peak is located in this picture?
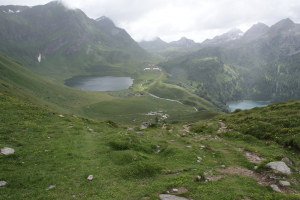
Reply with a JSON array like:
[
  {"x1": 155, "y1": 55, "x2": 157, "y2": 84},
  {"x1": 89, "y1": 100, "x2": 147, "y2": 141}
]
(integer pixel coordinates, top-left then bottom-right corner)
[
  {"x1": 96, "y1": 16, "x2": 115, "y2": 25},
  {"x1": 170, "y1": 37, "x2": 196, "y2": 48},
  {"x1": 243, "y1": 23, "x2": 269, "y2": 40},
  {"x1": 202, "y1": 28, "x2": 243, "y2": 46},
  {"x1": 178, "y1": 37, "x2": 195, "y2": 42},
  {"x1": 45, "y1": 1, "x2": 65, "y2": 7},
  {"x1": 270, "y1": 18, "x2": 295, "y2": 32},
  {"x1": 153, "y1": 37, "x2": 166, "y2": 43}
]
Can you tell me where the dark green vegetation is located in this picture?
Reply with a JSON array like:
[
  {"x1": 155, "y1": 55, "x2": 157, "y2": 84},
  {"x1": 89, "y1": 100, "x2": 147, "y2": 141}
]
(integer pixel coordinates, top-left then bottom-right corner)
[
  {"x1": 161, "y1": 56, "x2": 241, "y2": 108},
  {"x1": 1, "y1": 2, "x2": 300, "y2": 199},
  {"x1": 219, "y1": 100, "x2": 300, "y2": 150},
  {"x1": 0, "y1": 53, "x2": 218, "y2": 124},
  {"x1": 1, "y1": 92, "x2": 300, "y2": 199},
  {"x1": 145, "y1": 19, "x2": 300, "y2": 108},
  {"x1": 0, "y1": 2, "x2": 148, "y2": 80},
  {"x1": 0, "y1": 1, "x2": 219, "y2": 123}
]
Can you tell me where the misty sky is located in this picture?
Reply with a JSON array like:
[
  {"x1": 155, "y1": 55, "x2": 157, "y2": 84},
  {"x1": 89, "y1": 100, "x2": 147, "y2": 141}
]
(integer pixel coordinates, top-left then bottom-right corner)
[{"x1": 1, "y1": 0, "x2": 300, "y2": 42}]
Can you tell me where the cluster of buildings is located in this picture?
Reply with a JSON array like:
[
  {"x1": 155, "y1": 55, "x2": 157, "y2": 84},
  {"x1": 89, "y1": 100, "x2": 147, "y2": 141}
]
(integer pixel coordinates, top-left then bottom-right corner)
[{"x1": 144, "y1": 64, "x2": 162, "y2": 71}]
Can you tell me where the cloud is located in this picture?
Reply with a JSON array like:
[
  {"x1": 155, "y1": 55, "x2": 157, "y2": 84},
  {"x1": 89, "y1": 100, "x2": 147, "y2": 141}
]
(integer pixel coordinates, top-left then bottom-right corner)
[{"x1": 1, "y1": 0, "x2": 300, "y2": 42}]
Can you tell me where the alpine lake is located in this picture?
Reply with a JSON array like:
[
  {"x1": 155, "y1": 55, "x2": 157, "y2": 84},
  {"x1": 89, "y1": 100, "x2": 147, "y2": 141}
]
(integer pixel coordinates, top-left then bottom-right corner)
[
  {"x1": 227, "y1": 100, "x2": 270, "y2": 112},
  {"x1": 65, "y1": 76, "x2": 134, "y2": 92}
]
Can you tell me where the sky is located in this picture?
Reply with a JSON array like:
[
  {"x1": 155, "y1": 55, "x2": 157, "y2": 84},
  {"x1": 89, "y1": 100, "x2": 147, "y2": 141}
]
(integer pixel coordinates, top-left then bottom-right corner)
[{"x1": 1, "y1": 0, "x2": 300, "y2": 42}]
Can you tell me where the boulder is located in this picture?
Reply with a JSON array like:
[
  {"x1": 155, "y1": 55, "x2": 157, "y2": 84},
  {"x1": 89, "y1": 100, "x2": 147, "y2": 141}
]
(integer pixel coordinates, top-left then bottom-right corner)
[
  {"x1": 279, "y1": 180, "x2": 291, "y2": 187},
  {"x1": 1, "y1": 147, "x2": 15, "y2": 155},
  {"x1": 0, "y1": 181, "x2": 7, "y2": 187},
  {"x1": 87, "y1": 175, "x2": 93, "y2": 181},
  {"x1": 270, "y1": 184, "x2": 282, "y2": 193},
  {"x1": 46, "y1": 184, "x2": 56, "y2": 190},
  {"x1": 140, "y1": 122, "x2": 150, "y2": 130},
  {"x1": 159, "y1": 194, "x2": 189, "y2": 200},
  {"x1": 266, "y1": 161, "x2": 291, "y2": 175}
]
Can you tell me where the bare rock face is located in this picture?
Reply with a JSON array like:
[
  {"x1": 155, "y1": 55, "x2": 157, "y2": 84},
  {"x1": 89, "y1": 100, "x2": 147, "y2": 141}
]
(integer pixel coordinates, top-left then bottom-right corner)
[
  {"x1": 266, "y1": 161, "x2": 291, "y2": 175},
  {"x1": 159, "y1": 194, "x2": 189, "y2": 200},
  {"x1": 1, "y1": 147, "x2": 15, "y2": 155}
]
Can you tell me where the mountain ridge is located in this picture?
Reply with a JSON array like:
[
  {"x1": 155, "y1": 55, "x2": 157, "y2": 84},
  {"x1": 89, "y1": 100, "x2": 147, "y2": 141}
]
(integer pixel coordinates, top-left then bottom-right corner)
[{"x1": 0, "y1": 2, "x2": 148, "y2": 79}]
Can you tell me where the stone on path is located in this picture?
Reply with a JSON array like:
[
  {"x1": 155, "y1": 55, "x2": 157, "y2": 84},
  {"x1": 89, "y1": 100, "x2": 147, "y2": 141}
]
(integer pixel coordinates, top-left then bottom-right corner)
[
  {"x1": 87, "y1": 175, "x2": 93, "y2": 181},
  {"x1": 0, "y1": 181, "x2": 7, "y2": 187},
  {"x1": 1, "y1": 147, "x2": 15, "y2": 155},
  {"x1": 266, "y1": 161, "x2": 291, "y2": 175},
  {"x1": 159, "y1": 194, "x2": 189, "y2": 200},
  {"x1": 167, "y1": 187, "x2": 188, "y2": 194},
  {"x1": 279, "y1": 180, "x2": 291, "y2": 187},
  {"x1": 270, "y1": 184, "x2": 282, "y2": 193}
]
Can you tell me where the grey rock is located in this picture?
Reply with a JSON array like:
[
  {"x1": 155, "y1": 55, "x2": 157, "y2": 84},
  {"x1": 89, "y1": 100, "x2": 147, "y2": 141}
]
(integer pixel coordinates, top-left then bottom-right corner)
[
  {"x1": 87, "y1": 175, "x2": 93, "y2": 181},
  {"x1": 281, "y1": 157, "x2": 293, "y2": 166},
  {"x1": 159, "y1": 194, "x2": 189, "y2": 200},
  {"x1": 266, "y1": 161, "x2": 291, "y2": 174},
  {"x1": 140, "y1": 122, "x2": 150, "y2": 130},
  {"x1": 270, "y1": 184, "x2": 282, "y2": 193},
  {"x1": 46, "y1": 184, "x2": 56, "y2": 190},
  {"x1": 1, "y1": 147, "x2": 15, "y2": 155},
  {"x1": 196, "y1": 175, "x2": 202, "y2": 182},
  {"x1": 0, "y1": 181, "x2": 7, "y2": 187},
  {"x1": 279, "y1": 180, "x2": 291, "y2": 187}
]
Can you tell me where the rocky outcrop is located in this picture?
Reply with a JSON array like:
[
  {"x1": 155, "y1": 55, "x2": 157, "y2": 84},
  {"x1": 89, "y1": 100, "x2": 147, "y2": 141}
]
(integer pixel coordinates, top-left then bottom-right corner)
[{"x1": 266, "y1": 161, "x2": 291, "y2": 175}]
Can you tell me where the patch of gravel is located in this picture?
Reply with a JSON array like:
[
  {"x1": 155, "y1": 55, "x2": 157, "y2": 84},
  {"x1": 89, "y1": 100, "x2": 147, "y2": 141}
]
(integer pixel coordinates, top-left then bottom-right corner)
[{"x1": 235, "y1": 148, "x2": 265, "y2": 164}]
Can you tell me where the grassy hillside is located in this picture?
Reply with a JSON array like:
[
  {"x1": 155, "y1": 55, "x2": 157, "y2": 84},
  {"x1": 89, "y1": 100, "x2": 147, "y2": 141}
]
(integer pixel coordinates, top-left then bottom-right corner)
[
  {"x1": 0, "y1": 54, "x2": 217, "y2": 124},
  {"x1": 218, "y1": 100, "x2": 300, "y2": 150},
  {"x1": 161, "y1": 56, "x2": 242, "y2": 109},
  {"x1": 0, "y1": 54, "x2": 113, "y2": 113},
  {"x1": 1, "y1": 92, "x2": 299, "y2": 199}
]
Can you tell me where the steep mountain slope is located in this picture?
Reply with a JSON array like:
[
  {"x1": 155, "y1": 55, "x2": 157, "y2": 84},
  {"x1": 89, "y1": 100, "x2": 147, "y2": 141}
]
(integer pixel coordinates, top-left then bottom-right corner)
[
  {"x1": 162, "y1": 55, "x2": 242, "y2": 108},
  {"x1": 202, "y1": 28, "x2": 243, "y2": 46},
  {"x1": 0, "y1": 1, "x2": 148, "y2": 79},
  {"x1": 162, "y1": 18, "x2": 300, "y2": 105},
  {"x1": 241, "y1": 23, "x2": 269, "y2": 41}
]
